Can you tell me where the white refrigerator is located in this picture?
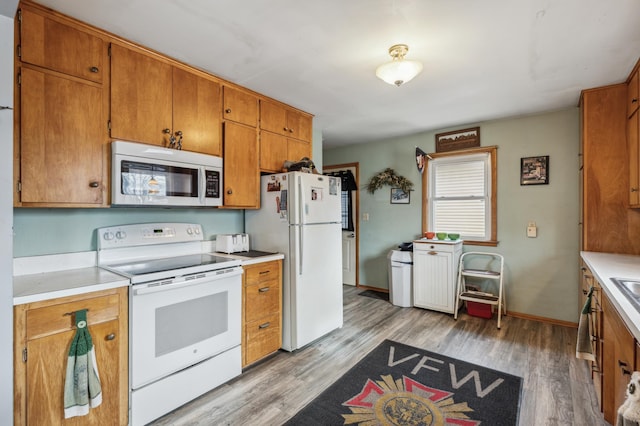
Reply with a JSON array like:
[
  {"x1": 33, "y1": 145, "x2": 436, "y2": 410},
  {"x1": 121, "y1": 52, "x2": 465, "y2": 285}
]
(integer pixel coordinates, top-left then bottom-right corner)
[{"x1": 245, "y1": 172, "x2": 343, "y2": 351}]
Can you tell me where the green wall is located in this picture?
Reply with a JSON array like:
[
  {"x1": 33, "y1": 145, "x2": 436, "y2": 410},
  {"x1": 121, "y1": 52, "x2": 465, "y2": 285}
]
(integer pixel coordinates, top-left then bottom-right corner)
[
  {"x1": 13, "y1": 208, "x2": 244, "y2": 257},
  {"x1": 324, "y1": 108, "x2": 581, "y2": 323}
]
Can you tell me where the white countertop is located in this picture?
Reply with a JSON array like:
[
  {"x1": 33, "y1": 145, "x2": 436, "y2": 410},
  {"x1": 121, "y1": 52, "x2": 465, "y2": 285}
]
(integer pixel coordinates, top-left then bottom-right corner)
[
  {"x1": 13, "y1": 267, "x2": 130, "y2": 305},
  {"x1": 212, "y1": 252, "x2": 285, "y2": 265},
  {"x1": 13, "y1": 249, "x2": 284, "y2": 305},
  {"x1": 580, "y1": 251, "x2": 640, "y2": 340}
]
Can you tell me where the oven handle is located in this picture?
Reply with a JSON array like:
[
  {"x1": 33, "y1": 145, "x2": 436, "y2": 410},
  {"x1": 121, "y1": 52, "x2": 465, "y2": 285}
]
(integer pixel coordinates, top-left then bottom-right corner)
[{"x1": 134, "y1": 268, "x2": 242, "y2": 295}]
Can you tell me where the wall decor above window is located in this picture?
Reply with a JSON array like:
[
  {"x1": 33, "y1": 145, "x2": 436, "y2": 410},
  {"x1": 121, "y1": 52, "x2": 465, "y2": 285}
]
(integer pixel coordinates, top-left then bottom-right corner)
[
  {"x1": 435, "y1": 127, "x2": 480, "y2": 152},
  {"x1": 520, "y1": 155, "x2": 549, "y2": 185}
]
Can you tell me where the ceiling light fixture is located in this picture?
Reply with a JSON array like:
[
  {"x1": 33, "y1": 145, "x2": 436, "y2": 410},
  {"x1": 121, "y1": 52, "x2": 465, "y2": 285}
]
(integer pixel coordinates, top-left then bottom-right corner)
[{"x1": 375, "y1": 44, "x2": 423, "y2": 87}]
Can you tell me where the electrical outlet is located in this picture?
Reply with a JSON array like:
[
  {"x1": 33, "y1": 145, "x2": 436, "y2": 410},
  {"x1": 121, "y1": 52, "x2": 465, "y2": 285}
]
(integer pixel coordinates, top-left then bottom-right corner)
[
  {"x1": 527, "y1": 222, "x2": 537, "y2": 238},
  {"x1": 363, "y1": 213, "x2": 369, "y2": 221}
]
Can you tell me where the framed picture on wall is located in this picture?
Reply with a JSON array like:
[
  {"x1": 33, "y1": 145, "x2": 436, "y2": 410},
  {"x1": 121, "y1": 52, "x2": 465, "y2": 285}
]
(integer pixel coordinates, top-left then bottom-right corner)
[
  {"x1": 520, "y1": 155, "x2": 549, "y2": 185},
  {"x1": 390, "y1": 188, "x2": 410, "y2": 204}
]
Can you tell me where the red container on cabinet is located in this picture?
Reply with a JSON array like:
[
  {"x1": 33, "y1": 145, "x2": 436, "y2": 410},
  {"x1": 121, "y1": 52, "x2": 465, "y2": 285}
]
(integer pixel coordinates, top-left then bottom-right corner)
[{"x1": 467, "y1": 301, "x2": 493, "y2": 319}]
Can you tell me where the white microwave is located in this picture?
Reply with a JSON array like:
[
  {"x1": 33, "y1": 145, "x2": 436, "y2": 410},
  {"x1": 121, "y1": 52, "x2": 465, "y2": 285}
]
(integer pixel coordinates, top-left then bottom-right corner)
[{"x1": 111, "y1": 141, "x2": 223, "y2": 207}]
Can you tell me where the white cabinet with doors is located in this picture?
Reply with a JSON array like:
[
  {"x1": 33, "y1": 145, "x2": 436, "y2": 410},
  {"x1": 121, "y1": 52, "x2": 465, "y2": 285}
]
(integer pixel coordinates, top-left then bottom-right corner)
[{"x1": 412, "y1": 240, "x2": 463, "y2": 314}]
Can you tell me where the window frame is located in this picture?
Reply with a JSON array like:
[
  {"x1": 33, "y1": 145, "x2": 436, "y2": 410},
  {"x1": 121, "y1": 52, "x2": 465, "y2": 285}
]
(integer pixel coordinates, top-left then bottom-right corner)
[{"x1": 421, "y1": 145, "x2": 498, "y2": 246}]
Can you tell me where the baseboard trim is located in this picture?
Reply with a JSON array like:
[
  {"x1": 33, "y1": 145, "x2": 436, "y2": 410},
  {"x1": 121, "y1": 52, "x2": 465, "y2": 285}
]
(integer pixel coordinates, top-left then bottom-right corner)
[
  {"x1": 353, "y1": 285, "x2": 576, "y2": 328},
  {"x1": 356, "y1": 284, "x2": 389, "y2": 293},
  {"x1": 506, "y1": 311, "x2": 577, "y2": 328}
]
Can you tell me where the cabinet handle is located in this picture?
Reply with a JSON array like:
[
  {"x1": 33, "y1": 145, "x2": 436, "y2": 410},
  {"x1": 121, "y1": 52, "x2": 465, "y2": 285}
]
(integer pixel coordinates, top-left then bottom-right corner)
[
  {"x1": 89, "y1": 181, "x2": 99, "y2": 188},
  {"x1": 259, "y1": 322, "x2": 271, "y2": 329},
  {"x1": 89, "y1": 66, "x2": 99, "y2": 73},
  {"x1": 632, "y1": 188, "x2": 639, "y2": 193},
  {"x1": 106, "y1": 333, "x2": 116, "y2": 341},
  {"x1": 623, "y1": 368, "x2": 632, "y2": 376},
  {"x1": 258, "y1": 287, "x2": 270, "y2": 292},
  {"x1": 283, "y1": 127, "x2": 288, "y2": 132},
  {"x1": 633, "y1": 98, "x2": 638, "y2": 104},
  {"x1": 163, "y1": 128, "x2": 171, "y2": 134},
  {"x1": 259, "y1": 270, "x2": 271, "y2": 275},
  {"x1": 175, "y1": 130, "x2": 183, "y2": 136},
  {"x1": 428, "y1": 251, "x2": 438, "y2": 255},
  {"x1": 227, "y1": 189, "x2": 233, "y2": 195},
  {"x1": 225, "y1": 108, "x2": 232, "y2": 114}
]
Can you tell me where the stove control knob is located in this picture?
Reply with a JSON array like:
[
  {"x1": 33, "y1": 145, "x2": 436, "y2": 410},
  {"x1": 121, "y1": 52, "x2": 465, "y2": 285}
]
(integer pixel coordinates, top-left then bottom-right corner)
[
  {"x1": 194, "y1": 227, "x2": 201, "y2": 235},
  {"x1": 103, "y1": 232, "x2": 114, "y2": 241},
  {"x1": 116, "y1": 231, "x2": 127, "y2": 240},
  {"x1": 187, "y1": 227, "x2": 193, "y2": 235}
]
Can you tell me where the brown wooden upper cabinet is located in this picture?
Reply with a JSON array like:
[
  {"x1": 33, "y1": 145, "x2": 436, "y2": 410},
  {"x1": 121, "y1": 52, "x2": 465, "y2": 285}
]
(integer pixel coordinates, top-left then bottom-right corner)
[
  {"x1": 110, "y1": 44, "x2": 221, "y2": 156},
  {"x1": 222, "y1": 86, "x2": 259, "y2": 128},
  {"x1": 223, "y1": 121, "x2": 260, "y2": 208},
  {"x1": 19, "y1": 6, "x2": 104, "y2": 84},
  {"x1": 17, "y1": 5, "x2": 108, "y2": 207},
  {"x1": 260, "y1": 99, "x2": 312, "y2": 142},
  {"x1": 628, "y1": 68, "x2": 639, "y2": 118},
  {"x1": 629, "y1": 65, "x2": 640, "y2": 208}
]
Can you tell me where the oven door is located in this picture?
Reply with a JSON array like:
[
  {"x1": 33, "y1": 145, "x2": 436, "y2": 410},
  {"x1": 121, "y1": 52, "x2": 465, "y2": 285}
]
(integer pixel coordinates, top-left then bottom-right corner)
[{"x1": 131, "y1": 267, "x2": 242, "y2": 389}]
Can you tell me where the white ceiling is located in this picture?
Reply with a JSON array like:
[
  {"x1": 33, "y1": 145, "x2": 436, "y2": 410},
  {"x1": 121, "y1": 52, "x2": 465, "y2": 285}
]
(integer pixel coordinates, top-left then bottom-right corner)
[{"x1": 31, "y1": 0, "x2": 640, "y2": 148}]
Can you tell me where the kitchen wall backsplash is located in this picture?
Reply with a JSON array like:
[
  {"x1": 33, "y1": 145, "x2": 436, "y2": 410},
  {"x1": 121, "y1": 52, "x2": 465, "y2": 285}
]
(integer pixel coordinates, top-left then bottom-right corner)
[{"x1": 13, "y1": 208, "x2": 244, "y2": 257}]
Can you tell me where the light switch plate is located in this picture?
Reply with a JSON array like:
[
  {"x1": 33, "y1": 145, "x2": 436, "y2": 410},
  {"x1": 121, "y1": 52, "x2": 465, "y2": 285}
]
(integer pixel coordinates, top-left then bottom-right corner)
[{"x1": 527, "y1": 225, "x2": 537, "y2": 237}]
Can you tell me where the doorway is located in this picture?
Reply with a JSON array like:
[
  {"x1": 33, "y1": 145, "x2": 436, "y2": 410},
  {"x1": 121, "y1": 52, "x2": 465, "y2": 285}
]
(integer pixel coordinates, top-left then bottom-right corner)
[{"x1": 324, "y1": 163, "x2": 359, "y2": 287}]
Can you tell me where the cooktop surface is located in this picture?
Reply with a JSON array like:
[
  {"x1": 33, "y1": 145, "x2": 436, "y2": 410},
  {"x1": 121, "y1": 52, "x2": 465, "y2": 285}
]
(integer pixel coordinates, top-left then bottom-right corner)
[{"x1": 105, "y1": 253, "x2": 236, "y2": 276}]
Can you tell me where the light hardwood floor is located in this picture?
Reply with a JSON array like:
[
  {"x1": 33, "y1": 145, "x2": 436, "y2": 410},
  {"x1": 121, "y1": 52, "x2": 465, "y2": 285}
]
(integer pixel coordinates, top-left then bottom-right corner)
[{"x1": 151, "y1": 285, "x2": 606, "y2": 425}]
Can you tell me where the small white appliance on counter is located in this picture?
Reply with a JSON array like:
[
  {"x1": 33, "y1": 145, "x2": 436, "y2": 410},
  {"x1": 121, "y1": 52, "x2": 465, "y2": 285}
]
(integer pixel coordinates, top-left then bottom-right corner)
[
  {"x1": 97, "y1": 223, "x2": 242, "y2": 426},
  {"x1": 245, "y1": 172, "x2": 343, "y2": 351},
  {"x1": 216, "y1": 233, "x2": 249, "y2": 253}
]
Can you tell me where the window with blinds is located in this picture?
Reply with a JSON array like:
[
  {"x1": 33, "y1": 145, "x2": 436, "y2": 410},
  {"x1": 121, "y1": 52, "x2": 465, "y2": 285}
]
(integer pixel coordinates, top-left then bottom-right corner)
[{"x1": 428, "y1": 152, "x2": 491, "y2": 240}]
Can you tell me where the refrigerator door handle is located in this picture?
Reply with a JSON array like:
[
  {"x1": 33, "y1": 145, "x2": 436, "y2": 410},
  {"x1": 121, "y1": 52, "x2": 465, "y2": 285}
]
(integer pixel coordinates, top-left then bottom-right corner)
[
  {"x1": 298, "y1": 176, "x2": 305, "y2": 223},
  {"x1": 298, "y1": 226, "x2": 303, "y2": 275}
]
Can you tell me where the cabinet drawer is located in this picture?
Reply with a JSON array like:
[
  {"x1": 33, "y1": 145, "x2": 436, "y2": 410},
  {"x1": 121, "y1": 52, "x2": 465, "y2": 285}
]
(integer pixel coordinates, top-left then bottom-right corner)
[
  {"x1": 244, "y1": 312, "x2": 281, "y2": 364},
  {"x1": 245, "y1": 261, "x2": 281, "y2": 285},
  {"x1": 25, "y1": 293, "x2": 120, "y2": 340},
  {"x1": 245, "y1": 281, "x2": 280, "y2": 323},
  {"x1": 414, "y1": 242, "x2": 457, "y2": 254}
]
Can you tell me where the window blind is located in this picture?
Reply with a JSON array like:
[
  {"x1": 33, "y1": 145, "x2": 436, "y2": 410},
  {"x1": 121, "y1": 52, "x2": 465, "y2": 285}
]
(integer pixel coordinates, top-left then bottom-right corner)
[{"x1": 429, "y1": 153, "x2": 490, "y2": 239}]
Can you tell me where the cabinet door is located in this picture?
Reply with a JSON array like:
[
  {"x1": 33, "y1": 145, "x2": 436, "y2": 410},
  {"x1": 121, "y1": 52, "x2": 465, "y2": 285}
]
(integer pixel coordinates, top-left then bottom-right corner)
[
  {"x1": 26, "y1": 319, "x2": 121, "y2": 425},
  {"x1": 172, "y1": 67, "x2": 222, "y2": 156},
  {"x1": 223, "y1": 86, "x2": 258, "y2": 127},
  {"x1": 602, "y1": 294, "x2": 636, "y2": 424},
  {"x1": 413, "y1": 249, "x2": 454, "y2": 313},
  {"x1": 260, "y1": 100, "x2": 312, "y2": 142},
  {"x1": 287, "y1": 109, "x2": 312, "y2": 142},
  {"x1": 629, "y1": 110, "x2": 639, "y2": 207},
  {"x1": 260, "y1": 99, "x2": 287, "y2": 135},
  {"x1": 260, "y1": 131, "x2": 287, "y2": 172},
  {"x1": 20, "y1": 67, "x2": 105, "y2": 205},
  {"x1": 110, "y1": 44, "x2": 172, "y2": 146},
  {"x1": 223, "y1": 121, "x2": 259, "y2": 208},
  {"x1": 287, "y1": 138, "x2": 312, "y2": 162},
  {"x1": 20, "y1": 7, "x2": 104, "y2": 83},
  {"x1": 629, "y1": 70, "x2": 639, "y2": 118}
]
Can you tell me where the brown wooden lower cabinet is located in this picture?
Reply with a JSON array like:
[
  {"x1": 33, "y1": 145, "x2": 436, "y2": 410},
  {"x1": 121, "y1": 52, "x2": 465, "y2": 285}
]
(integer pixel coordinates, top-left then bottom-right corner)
[
  {"x1": 242, "y1": 260, "x2": 283, "y2": 367},
  {"x1": 14, "y1": 287, "x2": 128, "y2": 425},
  {"x1": 602, "y1": 292, "x2": 636, "y2": 424},
  {"x1": 580, "y1": 261, "x2": 604, "y2": 408}
]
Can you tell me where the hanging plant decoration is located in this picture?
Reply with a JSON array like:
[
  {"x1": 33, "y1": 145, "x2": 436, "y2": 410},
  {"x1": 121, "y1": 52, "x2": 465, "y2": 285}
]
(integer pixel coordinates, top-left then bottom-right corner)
[{"x1": 366, "y1": 168, "x2": 413, "y2": 194}]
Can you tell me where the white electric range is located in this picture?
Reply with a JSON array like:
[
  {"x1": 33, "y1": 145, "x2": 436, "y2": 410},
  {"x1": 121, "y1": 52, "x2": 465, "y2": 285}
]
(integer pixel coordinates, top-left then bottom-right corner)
[{"x1": 97, "y1": 222, "x2": 243, "y2": 426}]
